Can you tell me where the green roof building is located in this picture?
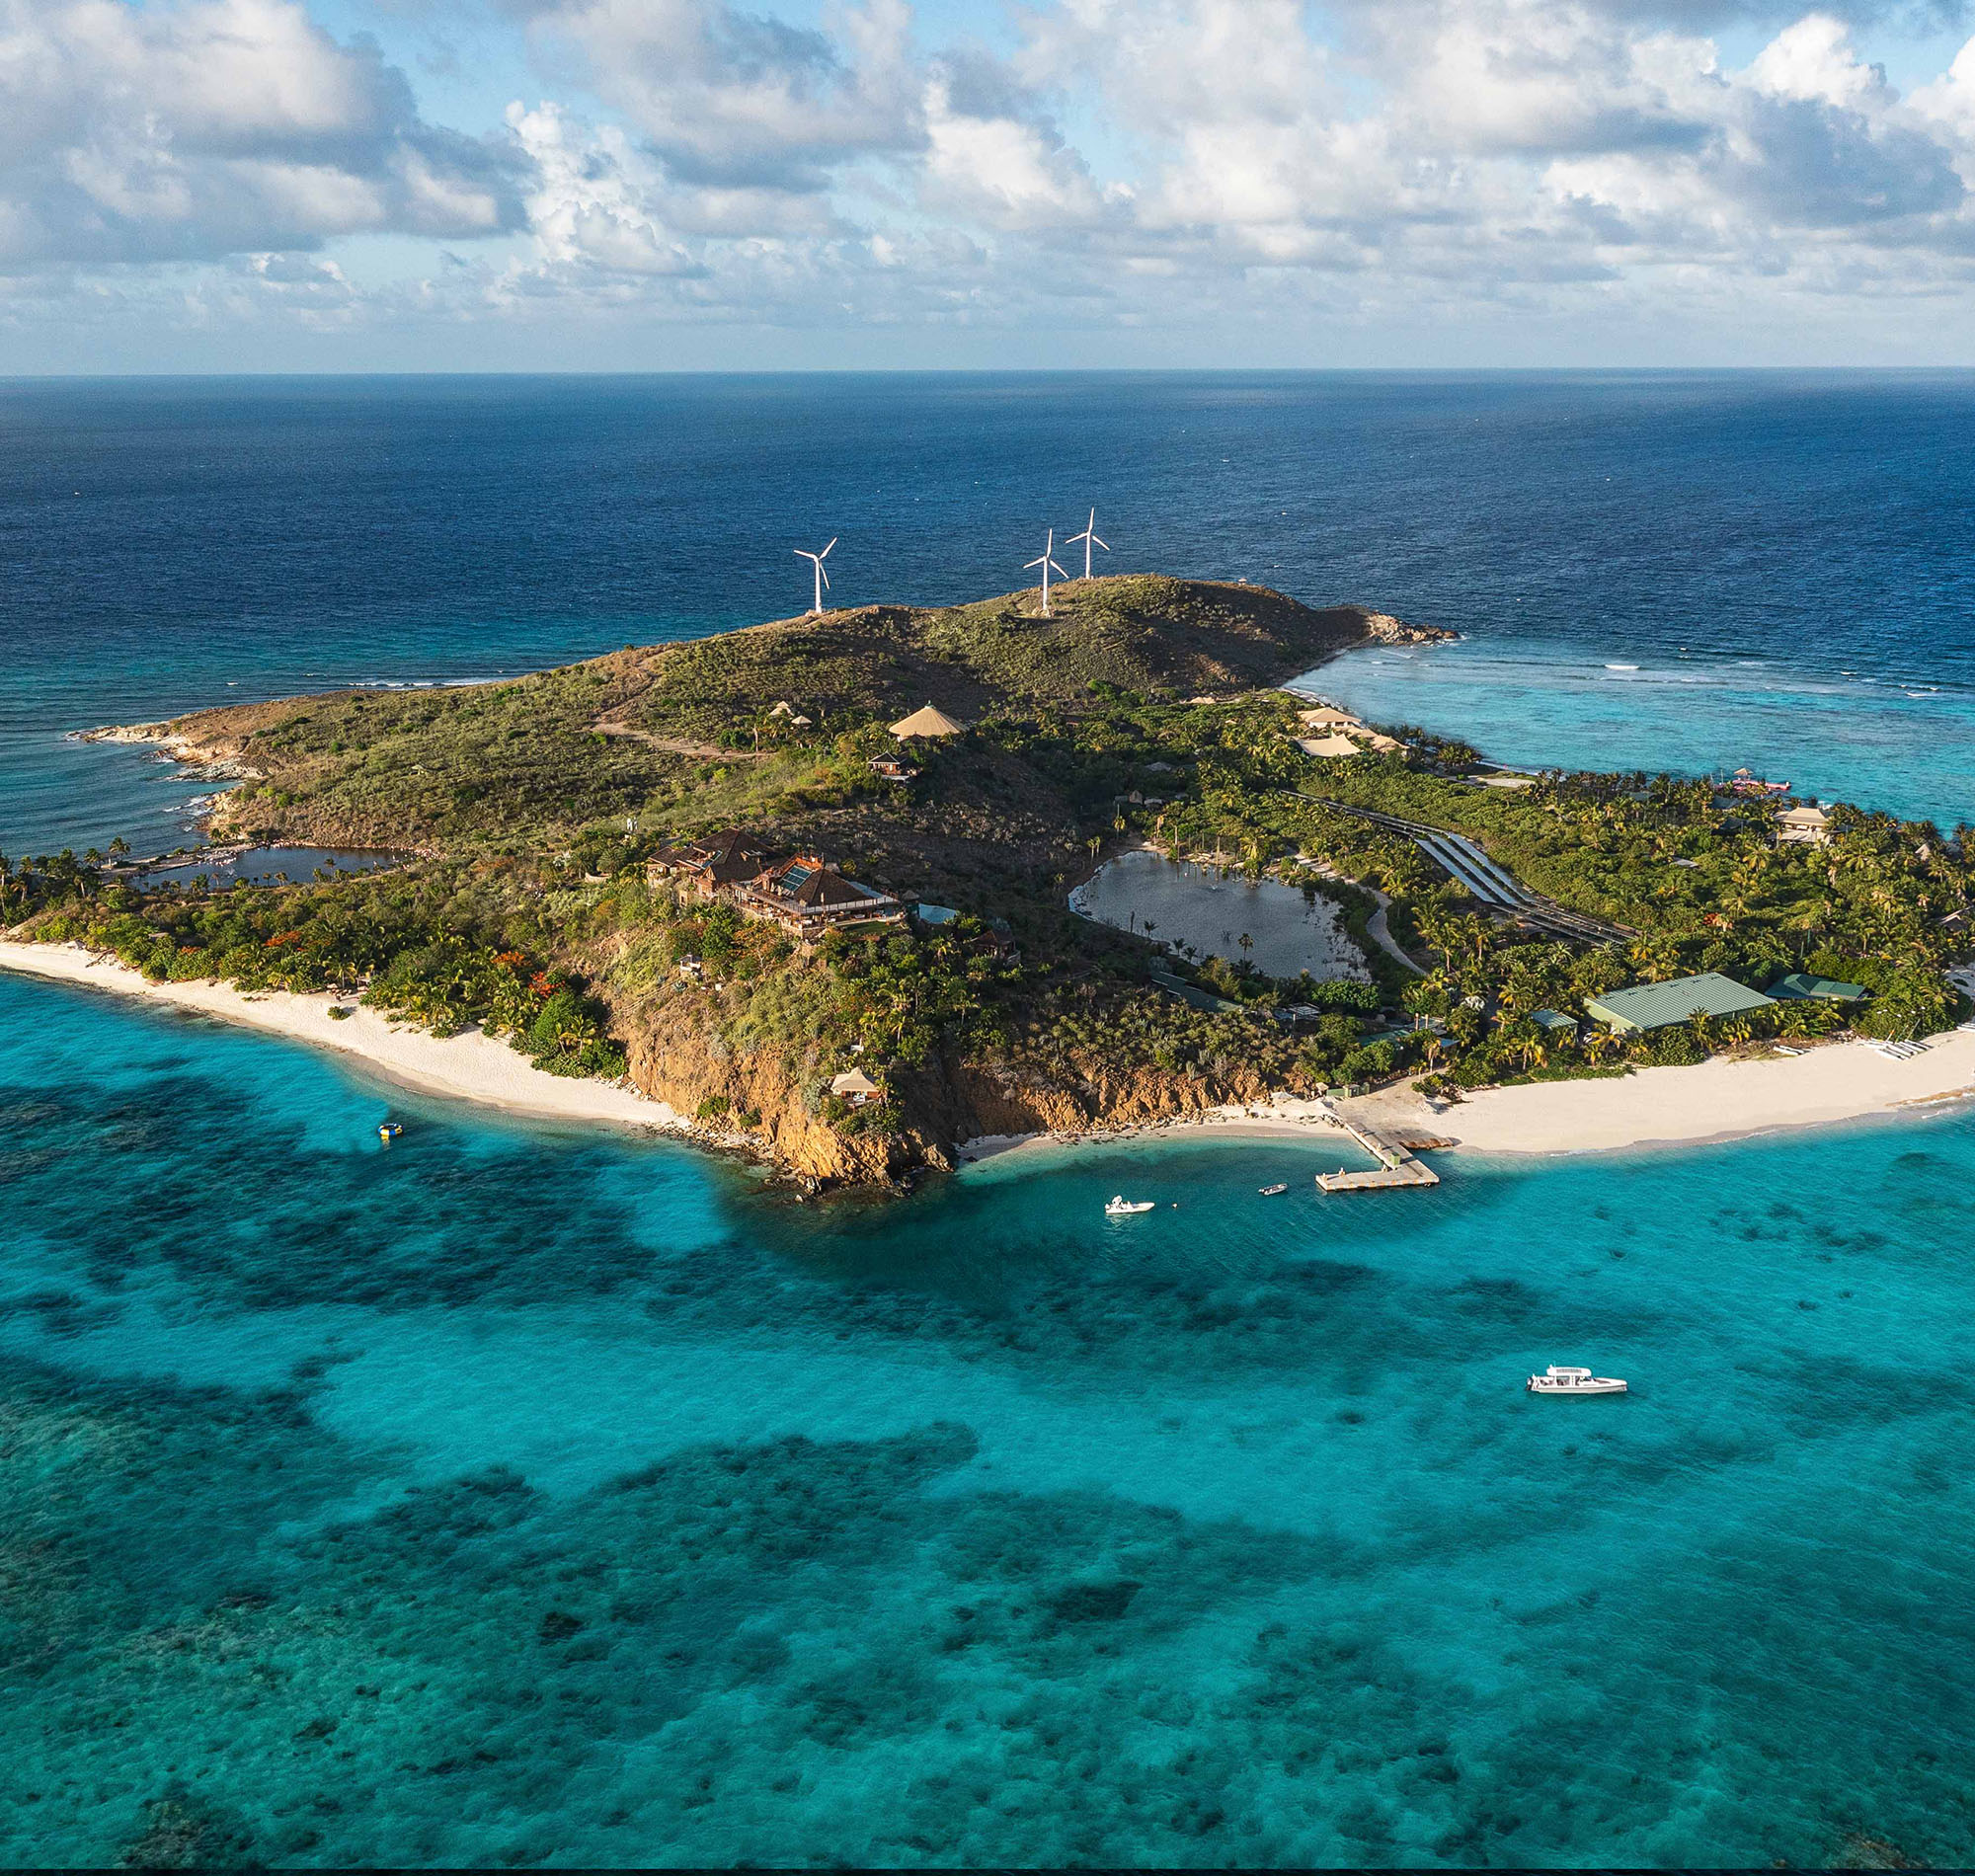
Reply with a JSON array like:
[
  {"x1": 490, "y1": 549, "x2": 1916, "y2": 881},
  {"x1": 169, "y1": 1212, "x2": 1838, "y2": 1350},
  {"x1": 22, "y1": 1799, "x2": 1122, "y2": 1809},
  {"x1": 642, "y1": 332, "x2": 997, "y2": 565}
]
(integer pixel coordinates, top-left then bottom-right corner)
[
  {"x1": 1768, "y1": 972, "x2": 1865, "y2": 1002},
  {"x1": 1531, "y1": 1008, "x2": 1580, "y2": 1033},
  {"x1": 1584, "y1": 972, "x2": 1776, "y2": 1034}
]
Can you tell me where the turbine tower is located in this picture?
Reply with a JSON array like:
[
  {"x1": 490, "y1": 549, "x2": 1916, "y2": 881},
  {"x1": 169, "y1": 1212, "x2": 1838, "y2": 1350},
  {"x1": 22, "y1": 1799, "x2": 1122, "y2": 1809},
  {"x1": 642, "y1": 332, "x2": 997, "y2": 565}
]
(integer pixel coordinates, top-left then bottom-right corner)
[
  {"x1": 795, "y1": 538, "x2": 836, "y2": 616},
  {"x1": 1067, "y1": 508, "x2": 1109, "y2": 581},
  {"x1": 1024, "y1": 528, "x2": 1068, "y2": 617}
]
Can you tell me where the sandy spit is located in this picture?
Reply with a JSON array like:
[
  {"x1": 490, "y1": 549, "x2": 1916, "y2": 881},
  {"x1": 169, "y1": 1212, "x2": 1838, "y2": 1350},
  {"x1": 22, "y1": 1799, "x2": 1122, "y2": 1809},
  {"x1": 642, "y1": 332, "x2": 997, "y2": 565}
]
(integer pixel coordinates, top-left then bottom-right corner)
[{"x1": 0, "y1": 941, "x2": 684, "y2": 1133}]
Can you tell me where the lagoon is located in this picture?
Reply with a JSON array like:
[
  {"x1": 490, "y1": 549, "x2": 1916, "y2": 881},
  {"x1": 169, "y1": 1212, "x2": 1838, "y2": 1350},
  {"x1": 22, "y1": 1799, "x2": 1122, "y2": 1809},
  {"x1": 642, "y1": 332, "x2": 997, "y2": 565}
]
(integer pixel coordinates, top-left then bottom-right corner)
[{"x1": 1071, "y1": 848, "x2": 1372, "y2": 982}]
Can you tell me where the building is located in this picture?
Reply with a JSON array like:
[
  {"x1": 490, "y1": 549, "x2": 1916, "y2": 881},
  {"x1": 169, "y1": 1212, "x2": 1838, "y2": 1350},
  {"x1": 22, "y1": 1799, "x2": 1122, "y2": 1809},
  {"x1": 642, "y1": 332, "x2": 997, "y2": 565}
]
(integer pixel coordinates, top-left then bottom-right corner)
[
  {"x1": 1531, "y1": 1008, "x2": 1580, "y2": 1037},
  {"x1": 870, "y1": 756, "x2": 919, "y2": 782},
  {"x1": 1769, "y1": 972, "x2": 1865, "y2": 1002},
  {"x1": 646, "y1": 830, "x2": 769, "y2": 899},
  {"x1": 830, "y1": 1068, "x2": 883, "y2": 1108},
  {"x1": 888, "y1": 703, "x2": 968, "y2": 740},
  {"x1": 739, "y1": 854, "x2": 905, "y2": 937},
  {"x1": 1584, "y1": 973, "x2": 1777, "y2": 1034},
  {"x1": 1778, "y1": 805, "x2": 1832, "y2": 846}
]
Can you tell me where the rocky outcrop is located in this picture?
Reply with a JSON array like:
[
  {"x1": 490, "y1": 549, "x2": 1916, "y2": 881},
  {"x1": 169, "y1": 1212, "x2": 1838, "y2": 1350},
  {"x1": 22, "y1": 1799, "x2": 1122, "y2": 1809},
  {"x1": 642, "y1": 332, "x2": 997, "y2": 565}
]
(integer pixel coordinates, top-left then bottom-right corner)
[{"x1": 1358, "y1": 612, "x2": 1457, "y2": 646}]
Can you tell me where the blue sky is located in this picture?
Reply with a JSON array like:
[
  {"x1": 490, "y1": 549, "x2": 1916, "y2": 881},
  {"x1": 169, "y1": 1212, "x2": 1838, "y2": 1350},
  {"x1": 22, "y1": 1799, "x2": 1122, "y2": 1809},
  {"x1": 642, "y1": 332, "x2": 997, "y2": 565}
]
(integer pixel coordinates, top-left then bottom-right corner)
[{"x1": 7, "y1": 0, "x2": 1975, "y2": 370}]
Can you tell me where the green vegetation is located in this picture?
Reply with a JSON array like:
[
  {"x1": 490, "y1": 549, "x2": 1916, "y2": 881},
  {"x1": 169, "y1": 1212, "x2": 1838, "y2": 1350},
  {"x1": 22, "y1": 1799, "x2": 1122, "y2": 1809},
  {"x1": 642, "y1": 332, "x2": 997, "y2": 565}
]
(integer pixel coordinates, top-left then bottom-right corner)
[{"x1": 9, "y1": 575, "x2": 1969, "y2": 1182}]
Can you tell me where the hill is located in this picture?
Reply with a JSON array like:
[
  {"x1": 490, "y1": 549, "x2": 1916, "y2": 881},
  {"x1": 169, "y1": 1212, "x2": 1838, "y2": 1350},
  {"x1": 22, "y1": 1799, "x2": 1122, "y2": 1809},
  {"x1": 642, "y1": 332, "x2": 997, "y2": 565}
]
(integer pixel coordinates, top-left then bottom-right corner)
[{"x1": 28, "y1": 573, "x2": 1960, "y2": 1194}]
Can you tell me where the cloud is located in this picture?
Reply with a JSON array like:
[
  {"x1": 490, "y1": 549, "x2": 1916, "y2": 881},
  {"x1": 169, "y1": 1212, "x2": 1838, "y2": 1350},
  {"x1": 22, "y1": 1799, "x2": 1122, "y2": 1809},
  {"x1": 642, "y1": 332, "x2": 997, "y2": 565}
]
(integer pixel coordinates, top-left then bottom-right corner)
[
  {"x1": 9, "y1": 0, "x2": 1975, "y2": 356},
  {"x1": 518, "y1": 0, "x2": 923, "y2": 190},
  {"x1": 0, "y1": 0, "x2": 529, "y2": 270}
]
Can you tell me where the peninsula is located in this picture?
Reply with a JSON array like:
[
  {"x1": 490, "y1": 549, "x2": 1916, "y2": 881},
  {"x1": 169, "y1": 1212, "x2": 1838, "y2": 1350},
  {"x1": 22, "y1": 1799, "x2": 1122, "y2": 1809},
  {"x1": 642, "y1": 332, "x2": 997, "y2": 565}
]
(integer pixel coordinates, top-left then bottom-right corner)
[{"x1": 5, "y1": 575, "x2": 1968, "y2": 1187}]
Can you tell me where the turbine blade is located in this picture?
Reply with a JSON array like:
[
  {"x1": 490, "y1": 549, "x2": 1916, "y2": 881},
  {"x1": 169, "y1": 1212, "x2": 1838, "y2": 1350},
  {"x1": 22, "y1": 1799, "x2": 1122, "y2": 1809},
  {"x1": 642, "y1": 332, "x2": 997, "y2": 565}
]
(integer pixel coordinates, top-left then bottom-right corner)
[
  {"x1": 1092, "y1": 535, "x2": 1109, "y2": 551},
  {"x1": 822, "y1": 538, "x2": 836, "y2": 558},
  {"x1": 820, "y1": 565, "x2": 830, "y2": 588}
]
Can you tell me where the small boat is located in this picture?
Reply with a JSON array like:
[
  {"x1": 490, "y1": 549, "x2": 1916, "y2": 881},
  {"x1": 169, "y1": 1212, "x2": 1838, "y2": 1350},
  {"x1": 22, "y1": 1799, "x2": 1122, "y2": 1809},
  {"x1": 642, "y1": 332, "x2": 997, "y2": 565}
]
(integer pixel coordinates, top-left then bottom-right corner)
[
  {"x1": 1104, "y1": 1196, "x2": 1155, "y2": 1215},
  {"x1": 1527, "y1": 1365, "x2": 1625, "y2": 1396},
  {"x1": 1258, "y1": 1183, "x2": 1289, "y2": 1197},
  {"x1": 377, "y1": 1122, "x2": 403, "y2": 1142}
]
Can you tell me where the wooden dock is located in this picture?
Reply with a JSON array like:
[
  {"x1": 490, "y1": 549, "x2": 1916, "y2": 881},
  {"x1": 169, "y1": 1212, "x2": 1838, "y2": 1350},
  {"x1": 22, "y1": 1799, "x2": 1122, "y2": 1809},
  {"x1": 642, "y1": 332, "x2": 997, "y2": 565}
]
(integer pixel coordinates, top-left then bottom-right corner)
[{"x1": 1315, "y1": 1114, "x2": 1442, "y2": 1193}]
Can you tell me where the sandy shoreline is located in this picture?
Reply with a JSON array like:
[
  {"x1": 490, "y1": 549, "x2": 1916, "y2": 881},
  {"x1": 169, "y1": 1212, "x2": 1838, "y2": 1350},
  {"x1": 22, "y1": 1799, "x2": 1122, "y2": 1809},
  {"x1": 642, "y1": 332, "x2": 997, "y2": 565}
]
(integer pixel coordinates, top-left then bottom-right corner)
[
  {"x1": 0, "y1": 942, "x2": 683, "y2": 1133},
  {"x1": 4, "y1": 939, "x2": 1973, "y2": 1171},
  {"x1": 1343, "y1": 1033, "x2": 1975, "y2": 1156},
  {"x1": 963, "y1": 1036, "x2": 1975, "y2": 1171}
]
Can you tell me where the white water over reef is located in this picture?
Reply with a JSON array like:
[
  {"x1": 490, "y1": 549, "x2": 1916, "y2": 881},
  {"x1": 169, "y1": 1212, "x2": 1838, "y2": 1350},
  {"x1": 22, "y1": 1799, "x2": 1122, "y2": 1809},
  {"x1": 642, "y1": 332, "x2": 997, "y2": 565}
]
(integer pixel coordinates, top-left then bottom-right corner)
[{"x1": 1070, "y1": 850, "x2": 1371, "y2": 981}]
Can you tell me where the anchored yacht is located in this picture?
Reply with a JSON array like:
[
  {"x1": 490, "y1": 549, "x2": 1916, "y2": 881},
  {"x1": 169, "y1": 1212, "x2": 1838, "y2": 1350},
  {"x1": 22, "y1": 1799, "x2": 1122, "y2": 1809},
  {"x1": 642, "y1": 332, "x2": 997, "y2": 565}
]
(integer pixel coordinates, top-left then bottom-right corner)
[
  {"x1": 1527, "y1": 1365, "x2": 1626, "y2": 1396},
  {"x1": 1105, "y1": 1196, "x2": 1156, "y2": 1215}
]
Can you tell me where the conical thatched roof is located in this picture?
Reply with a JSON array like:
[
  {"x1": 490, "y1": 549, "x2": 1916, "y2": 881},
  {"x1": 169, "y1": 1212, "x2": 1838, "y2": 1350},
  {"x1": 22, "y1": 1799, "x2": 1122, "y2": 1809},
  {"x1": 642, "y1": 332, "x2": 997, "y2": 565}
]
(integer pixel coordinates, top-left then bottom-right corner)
[{"x1": 889, "y1": 703, "x2": 968, "y2": 739}]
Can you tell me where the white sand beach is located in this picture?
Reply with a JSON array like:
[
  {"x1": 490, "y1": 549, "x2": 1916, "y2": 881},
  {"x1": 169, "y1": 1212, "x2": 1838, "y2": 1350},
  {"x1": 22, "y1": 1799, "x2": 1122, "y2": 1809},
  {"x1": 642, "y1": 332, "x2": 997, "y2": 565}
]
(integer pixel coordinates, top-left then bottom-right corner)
[
  {"x1": 7, "y1": 938, "x2": 1972, "y2": 1167},
  {"x1": 0, "y1": 941, "x2": 681, "y2": 1132},
  {"x1": 1340, "y1": 1033, "x2": 1975, "y2": 1156},
  {"x1": 964, "y1": 1035, "x2": 1975, "y2": 1170}
]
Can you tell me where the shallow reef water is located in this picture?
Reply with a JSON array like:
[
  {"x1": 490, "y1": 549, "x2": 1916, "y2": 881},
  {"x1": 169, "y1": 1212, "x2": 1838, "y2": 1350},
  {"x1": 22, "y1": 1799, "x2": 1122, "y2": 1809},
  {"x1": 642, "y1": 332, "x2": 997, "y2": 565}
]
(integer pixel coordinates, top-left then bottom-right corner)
[{"x1": 4, "y1": 972, "x2": 1975, "y2": 1866}]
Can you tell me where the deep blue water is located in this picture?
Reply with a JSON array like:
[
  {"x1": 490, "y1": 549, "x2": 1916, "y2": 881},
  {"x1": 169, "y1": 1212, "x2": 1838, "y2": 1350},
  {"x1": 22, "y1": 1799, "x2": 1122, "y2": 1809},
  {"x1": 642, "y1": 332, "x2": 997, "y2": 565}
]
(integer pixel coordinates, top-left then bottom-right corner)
[
  {"x1": 3, "y1": 372, "x2": 1972, "y2": 854},
  {"x1": 4, "y1": 374, "x2": 1975, "y2": 1866}
]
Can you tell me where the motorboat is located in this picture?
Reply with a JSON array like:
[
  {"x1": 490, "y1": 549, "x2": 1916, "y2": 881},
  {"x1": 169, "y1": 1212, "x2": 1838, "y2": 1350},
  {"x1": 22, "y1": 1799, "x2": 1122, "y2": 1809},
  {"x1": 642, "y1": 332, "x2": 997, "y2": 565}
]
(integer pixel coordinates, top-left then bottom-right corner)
[
  {"x1": 1527, "y1": 1365, "x2": 1625, "y2": 1396},
  {"x1": 1258, "y1": 1183, "x2": 1289, "y2": 1197},
  {"x1": 1105, "y1": 1196, "x2": 1156, "y2": 1215}
]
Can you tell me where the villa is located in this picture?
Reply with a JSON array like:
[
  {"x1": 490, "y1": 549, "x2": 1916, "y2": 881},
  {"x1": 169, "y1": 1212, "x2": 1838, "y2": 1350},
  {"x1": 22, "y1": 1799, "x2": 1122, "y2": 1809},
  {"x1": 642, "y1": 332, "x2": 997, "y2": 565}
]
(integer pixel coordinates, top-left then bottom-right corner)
[
  {"x1": 737, "y1": 854, "x2": 905, "y2": 937},
  {"x1": 646, "y1": 830, "x2": 769, "y2": 899},
  {"x1": 1778, "y1": 805, "x2": 1833, "y2": 846},
  {"x1": 1584, "y1": 972, "x2": 1777, "y2": 1034},
  {"x1": 1769, "y1": 972, "x2": 1865, "y2": 1003},
  {"x1": 830, "y1": 1068, "x2": 883, "y2": 1108}
]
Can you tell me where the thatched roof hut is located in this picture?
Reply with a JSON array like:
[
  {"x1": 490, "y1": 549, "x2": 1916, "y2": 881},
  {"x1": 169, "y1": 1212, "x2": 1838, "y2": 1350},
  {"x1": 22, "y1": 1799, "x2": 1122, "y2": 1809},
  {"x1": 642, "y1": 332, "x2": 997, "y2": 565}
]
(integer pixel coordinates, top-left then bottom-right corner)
[{"x1": 889, "y1": 703, "x2": 968, "y2": 739}]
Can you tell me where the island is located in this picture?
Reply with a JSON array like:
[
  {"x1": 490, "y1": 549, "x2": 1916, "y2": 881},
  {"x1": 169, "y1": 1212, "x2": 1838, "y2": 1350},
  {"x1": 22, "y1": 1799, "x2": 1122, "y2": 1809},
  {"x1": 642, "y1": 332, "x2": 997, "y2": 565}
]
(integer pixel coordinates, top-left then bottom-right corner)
[{"x1": 3, "y1": 574, "x2": 1969, "y2": 1189}]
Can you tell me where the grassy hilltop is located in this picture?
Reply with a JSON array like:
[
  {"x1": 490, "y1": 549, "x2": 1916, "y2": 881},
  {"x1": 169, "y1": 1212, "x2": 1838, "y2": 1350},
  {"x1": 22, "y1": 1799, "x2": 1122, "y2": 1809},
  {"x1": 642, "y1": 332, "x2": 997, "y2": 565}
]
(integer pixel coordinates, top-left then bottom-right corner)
[
  {"x1": 142, "y1": 577, "x2": 1390, "y2": 854},
  {"x1": 9, "y1": 575, "x2": 1970, "y2": 1189}
]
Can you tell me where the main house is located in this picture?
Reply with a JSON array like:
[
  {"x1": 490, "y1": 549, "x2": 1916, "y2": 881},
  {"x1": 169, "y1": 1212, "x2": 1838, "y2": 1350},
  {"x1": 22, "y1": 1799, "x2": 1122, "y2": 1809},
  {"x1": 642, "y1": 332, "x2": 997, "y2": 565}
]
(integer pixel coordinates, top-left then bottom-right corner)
[
  {"x1": 1584, "y1": 971, "x2": 1776, "y2": 1034},
  {"x1": 648, "y1": 833, "x2": 904, "y2": 939}
]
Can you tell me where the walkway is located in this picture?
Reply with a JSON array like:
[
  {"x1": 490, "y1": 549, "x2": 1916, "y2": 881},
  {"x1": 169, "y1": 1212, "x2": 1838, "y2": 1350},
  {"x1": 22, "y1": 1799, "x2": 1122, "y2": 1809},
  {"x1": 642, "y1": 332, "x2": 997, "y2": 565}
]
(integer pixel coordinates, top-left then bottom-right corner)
[{"x1": 1289, "y1": 794, "x2": 1632, "y2": 946}]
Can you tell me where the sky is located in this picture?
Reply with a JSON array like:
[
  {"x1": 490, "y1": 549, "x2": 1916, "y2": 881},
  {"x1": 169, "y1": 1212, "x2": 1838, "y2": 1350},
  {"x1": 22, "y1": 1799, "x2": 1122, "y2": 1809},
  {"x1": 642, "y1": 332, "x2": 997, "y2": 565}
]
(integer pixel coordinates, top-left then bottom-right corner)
[{"x1": 8, "y1": 0, "x2": 1975, "y2": 368}]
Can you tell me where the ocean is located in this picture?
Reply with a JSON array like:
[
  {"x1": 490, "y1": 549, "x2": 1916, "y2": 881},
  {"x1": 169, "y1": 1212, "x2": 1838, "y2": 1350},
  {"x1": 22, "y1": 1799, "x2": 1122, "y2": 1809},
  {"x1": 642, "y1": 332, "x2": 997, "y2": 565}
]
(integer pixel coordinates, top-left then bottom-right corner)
[{"x1": 2, "y1": 373, "x2": 1973, "y2": 1865}]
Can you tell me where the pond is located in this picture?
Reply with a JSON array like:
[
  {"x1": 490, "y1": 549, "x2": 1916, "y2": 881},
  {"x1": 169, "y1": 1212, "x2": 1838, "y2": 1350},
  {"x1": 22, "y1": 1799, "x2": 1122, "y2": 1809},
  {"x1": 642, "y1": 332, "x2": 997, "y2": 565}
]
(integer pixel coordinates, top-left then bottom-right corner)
[
  {"x1": 1069, "y1": 849, "x2": 1370, "y2": 982},
  {"x1": 128, "y1": 846, "x2": 406, "y2": 890}
]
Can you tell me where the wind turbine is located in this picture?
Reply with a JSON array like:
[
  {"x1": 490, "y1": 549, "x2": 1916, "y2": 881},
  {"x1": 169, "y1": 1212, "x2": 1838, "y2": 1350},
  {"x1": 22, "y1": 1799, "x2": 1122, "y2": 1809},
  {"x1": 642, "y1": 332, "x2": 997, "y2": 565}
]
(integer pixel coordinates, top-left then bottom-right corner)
[
  {"x1": 1024, "y1": 527, "x2": 1068, "y2": 617},
  {"x1": 1067, "y1": 508, "x2": 1109, "y2": 581},
  {"x1": 795, "y1": 538, "x2": 836, "y2": 616}
]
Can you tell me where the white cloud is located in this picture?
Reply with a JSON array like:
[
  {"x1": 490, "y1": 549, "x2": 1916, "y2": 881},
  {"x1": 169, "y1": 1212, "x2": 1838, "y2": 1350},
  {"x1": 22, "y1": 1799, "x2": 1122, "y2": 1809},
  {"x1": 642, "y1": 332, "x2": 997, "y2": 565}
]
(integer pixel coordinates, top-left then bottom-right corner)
[
  {"x1": 518, "y1": 0, "x2": 923, "y2": 188},
  {"x1": 0, "y1": 0, "x2": 527, "y2": 270},
  {"x1": 8, "y1": 0, "x2": 1975, "y2": 357}
]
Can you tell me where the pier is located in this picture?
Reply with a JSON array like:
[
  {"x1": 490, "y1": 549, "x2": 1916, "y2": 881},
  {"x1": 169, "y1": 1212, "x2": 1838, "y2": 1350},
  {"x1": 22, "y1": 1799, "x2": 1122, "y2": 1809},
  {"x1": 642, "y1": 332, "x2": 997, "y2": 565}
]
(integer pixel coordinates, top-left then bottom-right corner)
[{"x1": 1314, "y1": 1112, "x2": 1442, "y2": 1193}]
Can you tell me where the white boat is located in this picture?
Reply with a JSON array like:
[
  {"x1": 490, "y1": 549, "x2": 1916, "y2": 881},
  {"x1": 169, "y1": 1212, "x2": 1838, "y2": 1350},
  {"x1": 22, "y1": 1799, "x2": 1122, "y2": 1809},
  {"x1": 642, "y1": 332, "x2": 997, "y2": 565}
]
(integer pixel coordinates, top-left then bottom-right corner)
[
  {"x1": 1104, "y1": 1196, "x2": 1156, "y2": 1215},
  {"x1": 1526, "y1": 1365, "x2": 1626, "y2": 1396},
  {"x1": 1258, "y1": 1183, "x2": 1289, "y2": 1197}
]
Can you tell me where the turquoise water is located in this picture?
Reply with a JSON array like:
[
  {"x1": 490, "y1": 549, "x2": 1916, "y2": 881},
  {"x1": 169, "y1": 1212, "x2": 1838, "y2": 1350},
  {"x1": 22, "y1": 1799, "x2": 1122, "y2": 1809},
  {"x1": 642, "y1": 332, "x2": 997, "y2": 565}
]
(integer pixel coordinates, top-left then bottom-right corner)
[
  {"x1": 8, "y1": 374, "x2": 1975, "y2": 1864},
  {"x1": 6, "y1": 970, "x2": 1975, "y2": 1866},
  {"x1": 1317, "y1": 638, "x2": 1975, "y2": 831}
]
